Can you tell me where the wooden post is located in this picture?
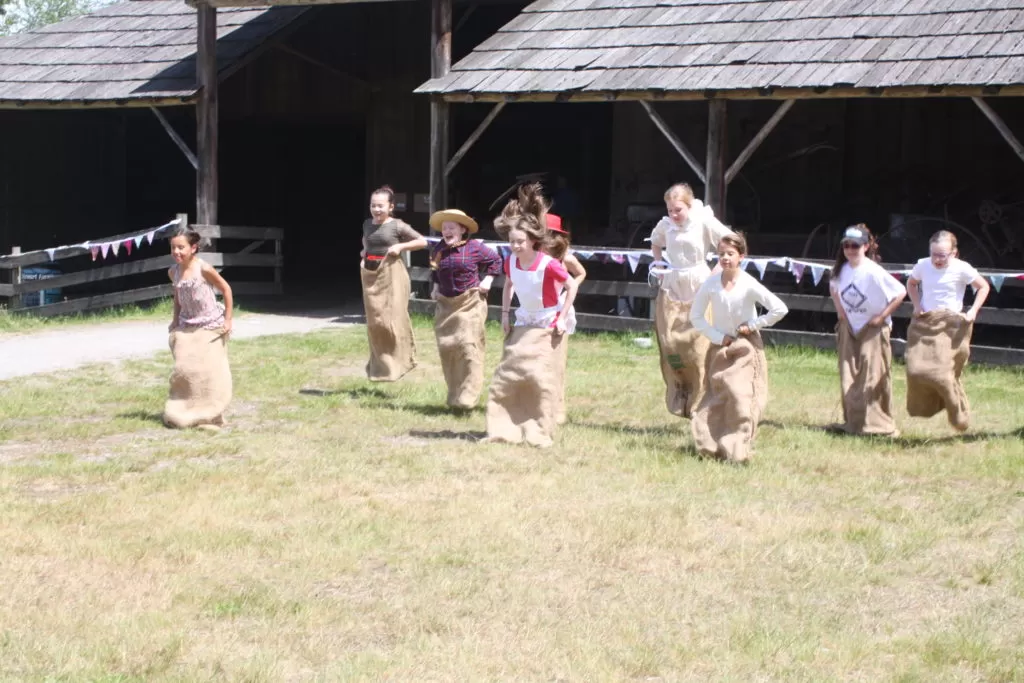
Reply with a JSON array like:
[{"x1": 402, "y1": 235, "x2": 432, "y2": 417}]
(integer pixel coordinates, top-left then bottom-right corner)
[
  {"x1": 445, "y1": 101, "x2": 505, "y2": 177},
  {"x1": 196, "y1": 2, "x2": 219, "y2": 226},
  {"x1": 150, "y1": 106, "x2": 199, "y2": 171},
  {"x1": 972, "y1": 97, "x2": 1024, "y2": 165},
  {"x1": 428, "y1": 0, "x2": 452, "y2": 216},
  {"x1": 10, "y1": 246, "x2": 21, "y2": 310},
  {"x1": 705, "y1": 100, "x2": 728, "y2": 217}
]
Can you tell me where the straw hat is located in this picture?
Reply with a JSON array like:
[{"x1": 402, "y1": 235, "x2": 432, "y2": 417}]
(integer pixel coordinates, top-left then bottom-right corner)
[{"x1": 429, "y1": 209, "x2": 479, "y2": 234}]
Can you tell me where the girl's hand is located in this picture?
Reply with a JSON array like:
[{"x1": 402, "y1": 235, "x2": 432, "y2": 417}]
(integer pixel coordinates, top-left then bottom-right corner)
[
  {"x1": 430, "y1": 286, "x2": 439, "y2": 301},
  {"x1": 964, "y1": 309, "x2": 978, "y2": 323},
  {"x1": 386, "y1": 244, "x2": 403, "y2": 258},
  {"x1": 737, "y1": 324, "x2": 752, "y2": 336},
  {"x1": 722, "y1": 335, "x2": 735, "y2": 346},
  {"x1": 222, "y1": 318, "x2": 233, "y2": 338},
  {"x1": 868, "y1": 314, "x2": 886, "y2": 328},
  {"x1": 913, "y1": 306, "x2": 924, "y2": 318},
  {"x1": 501, "y1": 314, "x2": 510, "y2": 336},
  {"x1": 554, "y1": 317, "x2": 567, "y2": 334},
  {"x1": 168, "y1": 321, "x2": 177, "y2": 332},
  {"x1": 477, "y1": 283, "x2": 491, "y2": 294}
]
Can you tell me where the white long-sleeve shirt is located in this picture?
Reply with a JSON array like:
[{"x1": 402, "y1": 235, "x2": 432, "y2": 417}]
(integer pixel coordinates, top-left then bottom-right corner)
[{"x1": 692, "y1": 271, "x2": 789, "y2": 346}]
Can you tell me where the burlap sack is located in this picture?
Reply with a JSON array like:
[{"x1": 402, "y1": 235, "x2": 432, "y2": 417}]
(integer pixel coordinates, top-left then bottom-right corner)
[
  {"x1": 163, "y1": 327, "x2": 232, "y2": 428},
  {"x1": 906, "y1": 310, "x2": 973, "y2": 431},
  {"x1": 654, "y1": 291, "x2": 710, "y2": 418},
  {"x1": 361, "y1": 257, "x2": 416, "y2": 382},
  {"x1": 434, "y1": 289, "x2": 488, "y2": 409},
  {"x1": 836, "y1": 323, "x2": 898, "y2": 436},
  {"x1": 485, "y1": 326, "x2": 563, "y2": 448},
  {"x1": 691, "y1": 332, "x2": 768, "y2": 462}
]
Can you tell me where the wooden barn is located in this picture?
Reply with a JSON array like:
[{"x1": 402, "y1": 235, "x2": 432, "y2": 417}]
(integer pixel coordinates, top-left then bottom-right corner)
[{"x1": 2, "y1": 0, "x2": 1024, "y2": 306}]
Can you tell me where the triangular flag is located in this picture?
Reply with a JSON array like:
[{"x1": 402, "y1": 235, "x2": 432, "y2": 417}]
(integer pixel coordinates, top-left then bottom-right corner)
[
  {"x1": 124, "y1": 240, "x2": 133, "y2": 256},
  {"x1": 773, "y1": 257, "x2": 788, "y2": 267},
  {"x1": 811, "y1": 265, "x2": 825, "y2": 286},
  {"x1": 990, "y1": 274, "x2": 1006, "y2": 293},
  {"x1": 111, "y1": 241, "x2": 120, "y2": 257},
  {"x1": 90, "y1": 247, "x2": 99, "y2": 261},
  {"x1": 790, "y1": 262, "x2": 806, "y2": 281},
  {"x1": 134, "y1": 235, "x2": 144, "y2": 248},
  {"x1": 145, "y1": 231, "x2": 155, "y2": 245},
  {"x1": 45, "y1": 248, "x2": 56, "y2": 261},
  {"x1": 627, "y1": 252, "x2": 641, "y2": 273},
  {"x1": 574, "y1": 250, "x2": 593, "y2": 260},
  {"x1": 100, "y1": 243, "x2": 110, "y2": 259},
  {"x1": 753, "y1": 259, "x2": 769, "y2": 280},
  {"x1": 609, "y1": 253, "x2": 625, "y2": 264}
]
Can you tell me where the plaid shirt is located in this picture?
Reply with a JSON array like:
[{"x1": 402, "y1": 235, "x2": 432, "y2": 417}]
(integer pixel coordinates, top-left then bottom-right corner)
[{"x1": 431, "y1": 239, "x2": 503, "y2": 297}]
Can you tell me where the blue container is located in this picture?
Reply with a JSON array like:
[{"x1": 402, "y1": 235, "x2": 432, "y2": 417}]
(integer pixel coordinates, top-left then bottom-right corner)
[{"x1": 19, "y1": 267, "x2": 63, "y2": 308}]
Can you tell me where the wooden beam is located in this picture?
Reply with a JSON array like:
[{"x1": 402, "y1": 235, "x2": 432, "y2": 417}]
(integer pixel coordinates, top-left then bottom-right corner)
[
  {"x1": 429, "y1": 0, "x2": 453, "y2": 215},
  {"x1": 444, "y1": 101, "x2": 505, "y2": 177},
  {"x1": 196, "y1": 2, "x2": 219, "y2": 225},
  {"x1": 725, "y1": 99, "x2": 794, "y2": 184},
  {"x1": 705, "y1": 100, "x2": 728, "y2": 217},
  {"x1": 0, "y1": 98, "x2": 195, "y2": 110},
  {"x1": 192, "y1": 224, "x2": 285, "y2": 240},
  {"x1": 638, "y1": 100, "x2": 706, "y2": 184},
  {"x1": 273, "y1": 43, "x2": 370, "y2": 91},
  {"x1": 149, "y1": 106, "x2": 199, "y2": 170},
  {"x1": 972, "y1": 96, "x2": 1024, "y2": 166}
]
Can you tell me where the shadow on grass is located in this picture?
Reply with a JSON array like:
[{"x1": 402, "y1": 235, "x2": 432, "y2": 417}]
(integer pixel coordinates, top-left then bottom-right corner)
[
  {"x1": 299, "y1": 386, "x2": 390, "y2": 400},
  {"x1": 116, "y1": 410, "x2": 165, "y2": 425},
  {"x1": 408, "y1": 429, "x2": 487, "y2": 442},
  {"x1": 813, "y1": 423, "x2": 1017, "y2": 446},
  {"x1": 570, "y1": 421, "x2": 681, "y2": 439}
]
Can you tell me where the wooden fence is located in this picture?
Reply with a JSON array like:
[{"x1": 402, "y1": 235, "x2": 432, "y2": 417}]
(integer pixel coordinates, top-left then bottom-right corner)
[
  {"x1": 407, "y1": 247, "x2": 1024, "y2": 366},
  {"x1": 0, "y1": 216, "x2": 283, "y2": 317}
]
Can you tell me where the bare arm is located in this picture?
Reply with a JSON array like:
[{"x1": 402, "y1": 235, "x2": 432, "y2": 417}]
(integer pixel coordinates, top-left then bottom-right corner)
[
  {"x1": 965, "y1": 275, "x2": 990, "y2": 322},
  {"x1": 907, "y1": 277, "x2": 923, "y2": 315},
  {"x1": 500, "y1": 277, "x2": 514, "y2": 335},
  {"x1": 201, "y1": 262, "x2": 234, "y2": 333},
  {"x1": 564, "y1": 253, "x2": 587, "y2": 286},
  {"x1": 555, "y1": 276, "x2": 579, "y2": 334},
  {"x1": 168, "y1": 268, "x2": 180, "y2": 331},
  {"x1": 870, "y1": 289, "x2": 907, "y2": 327},
  {"x1": 829, "y1": 284, "x2": 847, "y2": 325}
]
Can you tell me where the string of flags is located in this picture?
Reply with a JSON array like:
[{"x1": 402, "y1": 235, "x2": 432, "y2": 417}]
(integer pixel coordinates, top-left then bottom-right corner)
[
  {"x1": 427, "y1": 237, "x2": 1024, "y2": 293},
  {"x1": 40, "y1": 218, "x2": 182, "y2": 263}
]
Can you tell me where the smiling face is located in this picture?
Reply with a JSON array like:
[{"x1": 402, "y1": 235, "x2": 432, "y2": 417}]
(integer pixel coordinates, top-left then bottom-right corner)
[
  {"x1": 441, "y1": 220, "x2": 468, "y2": 245},
  {"x1": 170, "y1": 235, "x2": 197, "y2": 264},
  {"x1": 717, "y1": 241, "x2": 743, "y2": 272},
  {"x1": 842, "y1": 240, "x2": 866, "y2": 266},
  {"x1": 666, "y1": 198, "x2": 690, "y2": 226},
  {"x1": 508, "y1": 227, "x2": 536, "y2": 261},
  {"x1": 369, "y1": 192, "x2": 394, "y2": 224}
]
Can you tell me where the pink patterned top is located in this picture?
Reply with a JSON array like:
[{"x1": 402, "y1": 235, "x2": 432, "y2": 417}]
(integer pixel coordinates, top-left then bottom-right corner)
[{"x1": 173, "y1": 261, "x2": 225, "y2": 331}]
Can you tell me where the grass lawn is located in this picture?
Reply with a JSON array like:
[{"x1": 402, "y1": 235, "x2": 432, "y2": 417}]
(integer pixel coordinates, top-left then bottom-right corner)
[
  {"x1": 0, "y1": 300, "x2": 176, "y2": 335},
  {"x1": 1, "y1": 315, "x2": 1022, "y2": 682}
]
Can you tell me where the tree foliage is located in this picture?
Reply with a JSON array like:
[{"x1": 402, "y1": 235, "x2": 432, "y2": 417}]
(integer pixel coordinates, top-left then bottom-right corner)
[{"x1": 1, "y1": 0, "x2": 104, "y2": 35}]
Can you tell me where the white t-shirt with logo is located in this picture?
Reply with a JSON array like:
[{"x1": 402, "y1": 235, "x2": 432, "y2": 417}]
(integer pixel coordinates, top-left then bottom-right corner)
[
  {"x1": 830, "y1": 259, "x2": 907, "y2": 335},
  {"x1": 909, "y1": 258, "x2": 979, "y2": 313}
]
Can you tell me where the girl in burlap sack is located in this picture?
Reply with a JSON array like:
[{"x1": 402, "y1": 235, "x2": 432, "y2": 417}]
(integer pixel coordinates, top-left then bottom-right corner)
[
  {"x1": 650, "y1": 183, "x2": 735, "y2": 419},
  {"x1": 543, "y1": 212, "x2": 586, "y2": 425},
  {"x1": 829, "y1": 224, "x2": 907, "y2": 437},
  {"x1": 905, "y1": 231, "x2": 991, "y2": 431},
  {"x1": 360, "y1": 185, "x2": 427, "y2": 382},
  {"x1": 691, "y1": 233, "x2": 788, "y2": 463},
  {"x1": 163, "y1": 225, "x2": 234, "y2": 430},
  {"x1": 428, "y1": 208, "x2": 502, "y2": 410},
  {"x1": 485, "y1": 199, "x2": 579, "y2": 448}
]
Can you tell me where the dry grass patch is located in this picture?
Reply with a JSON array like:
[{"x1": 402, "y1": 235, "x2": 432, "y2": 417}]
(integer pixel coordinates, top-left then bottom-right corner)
[{"x1": 1, "y1": 316, "x2": 1022, "y2": 681}]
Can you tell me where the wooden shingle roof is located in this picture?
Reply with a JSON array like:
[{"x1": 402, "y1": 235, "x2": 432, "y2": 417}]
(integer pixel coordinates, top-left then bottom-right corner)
[
  {"x1": 0, "y1": 1, "x2": 306, "y2": 107},
  {"x1": 417, "y1": 0, "x2": 1024, "y2": 101}
]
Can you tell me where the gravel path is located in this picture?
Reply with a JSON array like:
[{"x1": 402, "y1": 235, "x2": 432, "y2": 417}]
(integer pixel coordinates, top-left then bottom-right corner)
[{"x1": 0, "y1": 310, "x2": 360, "y2": 381}]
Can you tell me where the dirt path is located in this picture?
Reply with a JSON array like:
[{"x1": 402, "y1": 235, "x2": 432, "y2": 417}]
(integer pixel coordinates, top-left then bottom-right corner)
[{"x1": 0, "y1": 310, "x2": 361, "y2": 381}]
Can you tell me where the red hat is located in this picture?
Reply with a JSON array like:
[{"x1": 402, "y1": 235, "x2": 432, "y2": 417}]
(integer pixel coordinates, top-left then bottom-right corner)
[{"x1": 545, "y1": 213, "x2": 567, "y2": 234}]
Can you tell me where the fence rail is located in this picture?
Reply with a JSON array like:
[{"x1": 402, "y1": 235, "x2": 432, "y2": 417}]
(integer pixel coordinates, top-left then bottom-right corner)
[
  {"x1": 1, "y1": 216, "x2": 283, "y2": 317},
  {"x1": 407, "y1": 260, "x2": 1024, "y2": 366}
]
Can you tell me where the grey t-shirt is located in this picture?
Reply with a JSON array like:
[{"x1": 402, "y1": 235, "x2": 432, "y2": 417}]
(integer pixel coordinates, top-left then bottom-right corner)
[{"x1": 362, "y1": 218, "x2": 421, "y2": 257}]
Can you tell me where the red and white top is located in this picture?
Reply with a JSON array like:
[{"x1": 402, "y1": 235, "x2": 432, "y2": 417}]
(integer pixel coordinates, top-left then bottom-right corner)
[{"x1": 505, "y1": 253, "x2": 569, "y2": 328}]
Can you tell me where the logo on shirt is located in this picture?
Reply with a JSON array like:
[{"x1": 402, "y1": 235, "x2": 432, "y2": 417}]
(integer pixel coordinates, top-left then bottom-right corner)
[{"x1": 841, "y1": 283, "x2": 867, "y2": 312}]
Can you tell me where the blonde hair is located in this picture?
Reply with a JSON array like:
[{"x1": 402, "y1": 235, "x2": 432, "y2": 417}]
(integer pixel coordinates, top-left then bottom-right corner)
[
  {"x1": 664, "y1": 183, "x2": 695, "y2": 207},
  {"x1": 929, "y1": 230, "x2": 958, "y2": 255}
]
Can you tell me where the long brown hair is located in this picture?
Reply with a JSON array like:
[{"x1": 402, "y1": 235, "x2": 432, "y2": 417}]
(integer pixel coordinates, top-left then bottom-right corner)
[
  {"x1": 547, "y1": 232, "x2": 570, "y2": 261},
  {"x1": 494, "y1": 182, "x2": 551, "y2": 251},
  {"x1": 832, "y1": 223, "x2": 881, "y2": 278}
]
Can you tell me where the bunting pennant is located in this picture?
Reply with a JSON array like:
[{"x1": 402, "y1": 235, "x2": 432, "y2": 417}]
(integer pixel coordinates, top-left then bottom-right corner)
[
  {"x1": 134, "y1": 235, "x2": 145, "y2": 248},
  {"x1": 90, "y1": 247, "x2": 99, "y2": 262},
  {"x1": 627, "y1": 252, "x2": 641, "y2": 273},
  {"x1": 789, "y1": 261, "x2": 806, "y2": 282},
  {"x1": 752, "y1": 259, "x2": 769, "y2": 280},
  {"x1": 100, "y1": 243, "x2": 110, "y2": 259},
  {"x1": 608, "y1": 253, "x2": 625, "y2": 265},
  {"x1": 45, "y1": 248, "x2": 56, "y2": 262},
  {"x1": 990, "y1": 275, "x2": 1006, "y2": 293},
  {"x1": 124, "y1": 240, "x2": 133, "y2": 256},
  {"x1": 145, "y1": 231, "x2": 155, "y2": 246},
  {"x1": 811, "y1": 265, "x2": 826, "y2": 286},
  {"x1": 574, "y1": 250, "x2": 593, "y2": 260},
  {"x1": 110, "y1": 241, "x2": 120, "y2": 257}
]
